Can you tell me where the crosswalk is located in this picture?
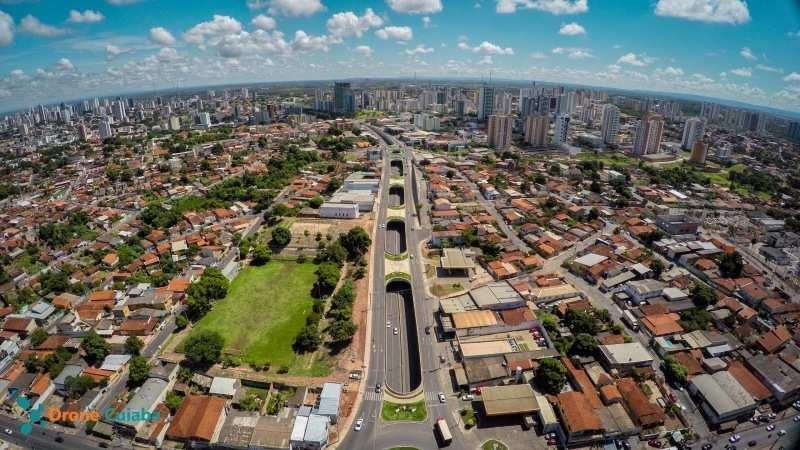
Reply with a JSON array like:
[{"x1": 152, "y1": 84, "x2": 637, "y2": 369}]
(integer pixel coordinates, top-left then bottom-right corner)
[
  {"x1": 364, "y1": 390, "x2": 383, "y2": 402},
  {"x1": 424, "y1": 391, "x2": 443, "y2": 402}
]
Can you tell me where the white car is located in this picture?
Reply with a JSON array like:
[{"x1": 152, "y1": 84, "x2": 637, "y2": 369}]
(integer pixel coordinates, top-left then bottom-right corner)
[
  {"x1": 778, "y1": 429, "x2": 786, "y2": 436},
  {"x1": 766, "y1": 424, "x2": 775, "y2": 432},
  {"x1": 393, "y1": 327, "x2": 398, "y2": 335},
  {"x1": 729, "y1": 434, "x2": 741, "y2": 443},
  {"x1": 354, "y1": 418, "x2": 364, "y2": 431},
  {"x1": 794, "y1": 415, "x2": 800, "y2": 422},
  {"x1": 3, "y1": 428, "x2": 11, "y2": 435},
  {"x1": 386, "y1": 321, "x2": 391, "y2": 328},
  {"x1": 438, "y1": 392, "x2": 446, "y2": 403}
]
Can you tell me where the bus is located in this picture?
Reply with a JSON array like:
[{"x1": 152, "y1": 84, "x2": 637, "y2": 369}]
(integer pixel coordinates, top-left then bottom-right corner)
[
  {"x1": 622, "y1": 310, "x2": 639, "y2": 332},
  {"x1": 435, "y1": 417, "x2": 452, "y2": 446}
]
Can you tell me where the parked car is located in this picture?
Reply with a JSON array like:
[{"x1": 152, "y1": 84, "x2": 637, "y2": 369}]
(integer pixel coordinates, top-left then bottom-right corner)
[
  {"x1": 777, "y1": 429, "x2": 786, "y2": 436},
  {"x1": 3, "y1": 429, "x2": 12, "y2": 435},
  {"x1": 766, "y1": 424, "x2": 775, "y2": 432},
  {"x1": 354, "y1": 418, "x2": 364, "y2": 431},
  {"x1": 747, "y1": 441, "x2": 757, "y2": 448}
]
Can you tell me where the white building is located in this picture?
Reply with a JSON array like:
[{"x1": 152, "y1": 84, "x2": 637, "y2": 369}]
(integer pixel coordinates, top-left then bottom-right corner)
[
  {"x1": 199, "y1": 112, "x2": 212, "y2": 128},
  {"x1": 681, "y1": 117, "x2": 706, "y2": 150},
  {"x1": 413, "y1": 113, "x2": 441, "y2": 131},
  {"x1": 633, "y1": 114, "x2": 664, "y2": 155},
  {"x1": 319, "y1": 202, "x2": 359, "y2": 219},
  {"x1": 552, "y1": 114, "x2": 570, "y2": 146},
  {"x1": 98, "y1": 119, "x2": 113, "y2": 139},
  {"x1": 600, "y1": 104, "x2": 620, "y2": 144},
  {"x1": 169, "y1": 116, "x2": 181, "y2": 131},
  {"x1": 487, "y1": 114, "x2": 513, "y2": 150}
]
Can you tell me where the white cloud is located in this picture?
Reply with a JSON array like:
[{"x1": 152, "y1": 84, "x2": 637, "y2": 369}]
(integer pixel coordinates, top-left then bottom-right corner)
[
  {"x1": 56, "y1": 58, "x2": 74, "y2": 71},
  {"x1": 739, "y1": 46, "x2": 756, "y2": 61},
  {"x1": 251, "y1": 15, "x2": 276, "y2": 31},
  {"x1": 0, "y1": 11, "x2": 13, "y2": 47},
  {"x1": 655, "y1": 66, "x2": 684, "y2": 76},
  {"x1": 654, "y1": 0, "x2": 750, "y2": 25},
  {"x1": 106, "y1": 0, "x2": 141, "y2": 4},
  {"x1": 617, "y1": 52, "x2": 654, "y2": 66},
  {"x1": 458, "y1": 40, "x2": 514, "y2": 55},
  {"x1": 155, "y1": 47, "x2": 179, "y2": 62},
  {"x1": 788, "y1": 30, "x2": 800, "y2": 38},
  {"x1": 783, "y1": 72, "x2": 800, "y2": 82},
  {"x1": 68, "y1": 10, "x2": 104, "y2": 24},
  {"x1": 730, "y1": 67, "x2": 751, "y2": 77},
  {"x1": 422, "y1": 16, "x2": 431, "y2": 28},
  {"x1": 290, "y1": 30, "x2": 329, "y2": 52},
  {"x1": 375, "y1": 26, "x2": 413, "y2": 41},
  {"x1": 105, "y1": 44, "x2": 125, "y2": 59},
  {"x1": 19, "y1": 15, "x2": 67, "y2": 37},
  {"x1": 552, "y1": 46, "x2": 593, "y2": 59},
  {"x1": 326, "y1": 9, "x2": 383, "y2": 40},
  {"x1": 354, "y1": 45, "x2": 373, "y2": 56},
  {"x1": 183, "y1": 15, "x2": 242, "y2": 46},
  {"x1": 149, "y1": 27, "x2": 176, "y2": 46},
  {"x1": 529, "y1": 51, "x2": 546, "y2": 59},
  {"x1": 558, "y1": 22, "x2": 585, "y2": 35},
  {"x1": 387, "y1": 0, "x2": 443, "y2": 14},
  {"x1": 268, "y1": 0, "x2": 324, "y2": 17},
  {"x1": 404, "y1": 44, "x2": 434, "y2": 55},
  {"x1": 755, "y1": 64, "x2": 782, "y2": 74},
  {"x1": 477, "y1": 55, "x2": 493, "y2": 65},
  {"x1": 496, "y1": 0, "x2": 588, "y2": 15}
]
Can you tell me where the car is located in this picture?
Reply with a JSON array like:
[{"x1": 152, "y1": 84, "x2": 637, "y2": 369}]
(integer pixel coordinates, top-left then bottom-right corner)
[
  {"x1": 393, "y1": 327, "x2": 398, "y2": 335},
  {"x1": 425, "y1": 326, "x2": 431, "y2": 334},
  {"x1": 99, "y1": 444, "x2": 108, "y2": 449},
  {"x1": 729, "y1": 435, "x2": 741, "y2": 443},
  {"x1": 794, "y1": 414, "x2": 800, "y2": 422},
  {"x1": 3, "y1": 429, "x2": 11, "y2": 435},
  {"x1": 410, "y1": 254, "x2": 414, "y2": 259},
  {"x1": 647, "y1": 439, "x2": 662, "y2": 448},
  {"x1": 767, "y1": 424, "x2": 775, "y2": 431},
  {"x1": 462, "y1": 394, "x2": 474, "y2": 401},
  {"x1": 768, "y1": 412, "x2": 777, "y2": 420},
  {"x1": 778, "y1": 429, "x2": 786, "y2": 436},
  {"x1": 375, "y1": 383, "x2": 381, "y2": 393},
  {"x1": 439, "y1": 354, "x2": 446, "y2": 363},
  {"x1": 55, "y1": 436, "x2": 64, "y2": 443},
  {"x1": 702, "y1": 445, "x2": 713, "y2": 450},
  {"x1": 354, "y1": 418, "x2": 364, "y2": 431},
  {"x1": 438, "y1": 392, "x2": 446, "y2": 403},
  {"x1": 386, "y1": 321, "x2": 391, "y2": 327},
  {"x1": 747, "y1": 441, "x2": 756, "y2": 448}
]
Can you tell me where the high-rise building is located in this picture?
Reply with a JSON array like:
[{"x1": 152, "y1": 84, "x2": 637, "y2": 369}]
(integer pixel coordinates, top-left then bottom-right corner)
[
  {"x1": 552, "y1": 114, "x2": 570, "y2": 146},
  {"x1": 413, "y1": 113, "x2": 440, "y2": 131},
  {"x1": 78, "y1": 123, "x2": 89, "y2": 140},
  {"x1": 98, "y1": 119, "x2": 113, "y2": 140},
  {"x1": 334, "y1": 82, "x2": 355, "y2": 115},
  {"x1": 681, "y1": 117, "x2": 706, "y2": 150},
  {"x1": 454, "y1": 99, "x2": 466, "y2": 118},
  {"x1": 199, "y1": 112, "x2": 211, "y2": 128},
  {"x1": 523, "y1": 115, "x2": 550, "y2": 147},
  {"x1": 112, "y1": 100, "x2": 127, "y2": 123},
  {"x1": 487, "y1": 114, "x2": 513, "y2": 150},
  {"x1": 789, "y1": 121, "x2": 800, "y2": 141},
  {"x1": 477, "y1": 85, "x2": 495, "y2": 121},
  {"x1": 632, "y1": 114, "x2": 664, "y2": 155},
  {"x1": 169, "y1": 116, "x2": 181, "y2": 131},
  {"x1": 689, "y1": 140, "x2": 708, "y2": 165},
  {"x1": 600, "y1": 104, "x2": 620, "y2": 144}
]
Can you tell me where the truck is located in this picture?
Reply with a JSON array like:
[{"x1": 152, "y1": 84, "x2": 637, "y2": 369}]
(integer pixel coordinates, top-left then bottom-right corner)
[
  {"x1": 435, "y1": 417, "x2": 452, "y2": 446},
  {"x1": 622, "y1": 310, "x2": 639, "y2": 332}
]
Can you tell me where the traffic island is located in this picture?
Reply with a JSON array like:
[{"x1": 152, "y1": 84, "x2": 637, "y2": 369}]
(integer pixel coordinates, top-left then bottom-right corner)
[
  {"x1": 481, "y1": 440, "x2": 509, "y2": 450},
  {"x1": 381, "y1": 400, "x2": 427, "y2": 422}
]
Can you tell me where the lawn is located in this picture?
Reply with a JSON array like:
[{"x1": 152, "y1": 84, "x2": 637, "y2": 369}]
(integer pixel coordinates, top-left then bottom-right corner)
[
  {"x1": 481, "y1": 440, "x2": 509, "y2": 450},
  {"x1": 381, "y1": 400, "x2": 427, "y2": 422},
  {"x1": 575, "y1": 151, "x2": 638, "y2": 168},
  {"x1": 181, "y1": 261, "x2": 330, "y2": 376}
]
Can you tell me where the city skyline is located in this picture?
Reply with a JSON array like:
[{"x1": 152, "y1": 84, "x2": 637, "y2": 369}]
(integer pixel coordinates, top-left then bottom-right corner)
[{"x1": 1, "y1": 0, "x2": 799, "y2": 113}]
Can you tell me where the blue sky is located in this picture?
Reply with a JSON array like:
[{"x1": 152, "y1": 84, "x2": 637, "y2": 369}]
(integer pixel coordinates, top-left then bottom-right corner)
[{"x1": 1, "y1": 0, "x2": 799, "y2": 113}]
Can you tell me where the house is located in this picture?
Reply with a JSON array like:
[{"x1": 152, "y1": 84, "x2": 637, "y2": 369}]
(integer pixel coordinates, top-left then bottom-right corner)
[
  {"x1": 756, "y1": 326, "x2": 792, "y2": 354},
  {"x1": 290, "y1": 409, "x2": 329, "y2": 450},
  {"x1": 209, "y1": 377, "x2": 240, "y2": 399},
  {"x1": 598, "y1": 342, "x2": 655, "y2": 375},
  {"x1": 313, "y1": 382, "x2": 342, "y2": 424},
  {"x1": 116, "y1": 377, "x2": 171, "y2": 435},
  {"x1": 616, "y1": 378, "x2": 665, "y2": 428},
  {"x1": 623, "y1": 279, "x2": 666, "y2": 304},
  {"x1": 556, "y1": 391, "x2": 603, "y2": 445},
  {"x1": 166, "y1": 394, "x2": 227, "y2": 444},
  {"x1": 2, "y1": 317, "x2": 36, "y2": 337}
]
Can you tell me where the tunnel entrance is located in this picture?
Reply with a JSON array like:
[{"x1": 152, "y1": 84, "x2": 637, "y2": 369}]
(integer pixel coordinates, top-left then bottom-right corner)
[
  {"x1": 388, "y1": 185, "x2": 405, "y2": 207},
  {"x1": 385, "y1": 220, "x2": 407, "y2": 255},
  {"x1": 390, "y1": 159, "x2": 404, "y2": 177},
  {"x1": 385, "y1": 280, "x2": 422, "y2": 393}
]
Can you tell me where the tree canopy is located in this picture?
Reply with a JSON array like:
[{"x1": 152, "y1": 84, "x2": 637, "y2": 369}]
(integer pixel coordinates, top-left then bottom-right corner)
[{"x1": 183, "y1": 330, "x2": 225, "y2": 367}]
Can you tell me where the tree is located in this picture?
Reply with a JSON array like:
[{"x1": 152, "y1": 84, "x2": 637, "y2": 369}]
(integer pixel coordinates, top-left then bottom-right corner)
[
  {"x1": 570, "y1": 333, "x2": 598, "y2": 357},
  {"x1": 127, "y1": 356, "x2": 151, "y2": 387},
  {"x1": 81, "y1": 331, "x2": 110, "y2": 365},
  {"x1": 663, "y1": 356, "x2": 687, "y2": 384},
  {"x1": 183, "y1": 330, "x2": 224, "y2": 367},
  {"x1": 535, "y1": 358, "x2": 567, "y2": 395},
  {"x1": 650, "y1": 259, "x2": 665, "y2": 279},
  {"x1": 187, "y1": 295, "x2": 213, "y2": 321},
  {"x1": 293, "y1": 325, "x2": 321, "y2": 353},
  {"x1": 564, "y1": 309, "x2": 600, "y2": 335},
  {"x1": 590, "y1": 180, "x2": 602, "y2": 193},
  {"x1": 587, "y1": 208, "x2": 600, "y2": 221},
  {"x1": 66, "y1": 375, "x2": 96, "y2": 400},
  {"x1": 175, "y1": 314, "x2": 189, "y2": 330},
  {"x1": 317, "y1": 241, "x2": 347, "y2": 265},
  {"x1": 29, "y1": 328, "x2": 49, "y2": 348},
  {"x1": 328, "y1": 319, "x2": 357, "y2": 343},
  {"x1": 240, "y1": 394, "x2": 260, "y2": 411},
  {"x1": 719, "y1": 251, "x2": 743, "y2": 278},
  {"x1": 691, "y1": 283, "x2": 716, "y2": 309},
  {"x1": 187, "y1": 268, "x2": 229, "y2": 302},
  {"x1": 679, "y1": 308, "x2": 712, "y2": 332},
  {"x1": 271, "y1": 227, "x2": 292, "y2": 248},
  {"x1": 339, "y1": 227, "x2": 371, "y2": 260},
  {"x1": 313, "y1": 262, "x2": 341, "y2": 298},
  {"x1": 251, "y1": 244, "x2": 272, "y2": 266},
  {"x1": 125, "y1": 336, "x2": 144, "y2": 356},
  {"x1": 165, "y1": 391, "x2": 184, "y2": 413},
  {"x1": 309, "y1": 195, "x2": 324, "y2": 209}
]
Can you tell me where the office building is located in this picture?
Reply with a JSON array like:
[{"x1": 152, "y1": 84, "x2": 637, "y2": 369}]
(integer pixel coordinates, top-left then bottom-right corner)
[
  {"x1": 334, "y1": 82, "x2": 355, "y2": 115},
  {"x1": 689, "y1": 140, "x2": 708, "y2": 165},
  {"x1": 681, "y1": 117, "x2": 706, "y2": 150},
  {"x1": 413, "y1": 113, "x2": 440, "y2": 131},
  {"x1": 199, "y1": 112, "x2": 211, "y2": 128},
  {"x1": 600, "y1": 104, "x2": 620, "y2": 144},
  {"x1": 112, "y1": 100, "x2": 127, "y2": 123},
  {"x1": 632, "y1": 114, "x2": 664, "y2": 155},
  {"x1": 523, "y1": 115, "x2": 550, "y2": 147},
  {"x1": 98, "y1": 119, "x2": 113, "y2": 140},
  {"x1": 477, "y1": 85, "x2": 495, "y2": 121},
  {"x1": 552, "y1": 114, "x2": 570, "y2": 146},
  {"x1": 487, "y1": 114, "x2": 513, "y2": 150}
]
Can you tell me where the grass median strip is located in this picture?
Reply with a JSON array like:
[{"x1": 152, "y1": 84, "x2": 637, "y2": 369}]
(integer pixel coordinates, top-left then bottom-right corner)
[{"x1": 381, "y1": 400, "x2": 427, "y2": 422}]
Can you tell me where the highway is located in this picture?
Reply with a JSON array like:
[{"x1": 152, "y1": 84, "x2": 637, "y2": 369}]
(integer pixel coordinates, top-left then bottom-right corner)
[
  {"x1": 385, "y1": 220, "x2": 407, "y2": 255},
  {"x1": 385, "y1": 289, "x2": 411, "y2": 393},
  {"x1": 388, "y1": 185, "x2": 404, "y2": 207}
]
